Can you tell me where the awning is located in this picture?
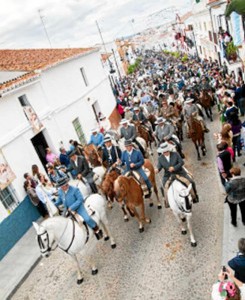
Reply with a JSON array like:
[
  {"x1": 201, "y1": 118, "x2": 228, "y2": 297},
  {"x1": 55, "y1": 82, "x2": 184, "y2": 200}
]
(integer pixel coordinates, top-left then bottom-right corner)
[{"x1": 225, "y1": 0, "x2": 245, "y2": 17}]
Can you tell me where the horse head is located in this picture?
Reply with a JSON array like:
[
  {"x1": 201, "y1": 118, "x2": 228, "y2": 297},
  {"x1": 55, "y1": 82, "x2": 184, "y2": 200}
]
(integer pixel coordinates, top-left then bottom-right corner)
[{"x1": 33, "y1": 221, "x2": 57, "y2": 258}]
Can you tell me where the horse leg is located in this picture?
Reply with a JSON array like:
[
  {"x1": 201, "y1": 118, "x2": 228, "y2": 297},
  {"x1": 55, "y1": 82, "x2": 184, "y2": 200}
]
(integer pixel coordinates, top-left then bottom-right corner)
[
  {"x1": 71, "y1": 254, "x2": 84, "y2": 284},
  {"x1": 119, "y1": 202, "x2": 129, "y2": 222},
  {"x1": 186, "y1": 214, "x2": 197, "y2": 247},
  {"x1": 153, "y1": 183, "x2": 162, "y2": 209},
  {"x1": 201, "y1": 139, "x2": 206, "y2": 156},
  {"x1": 100, "y1": 213, "x2": 117, "y2": 249},
  {"x1": 194, "y1": 141, "x2": 201, "y2": 160},
  {"x1": 173, "y1": 211, "x2": 187, "y2": 235},
  {"x1": 209, "y1": 107, "x2": 213, "y2": 121}
]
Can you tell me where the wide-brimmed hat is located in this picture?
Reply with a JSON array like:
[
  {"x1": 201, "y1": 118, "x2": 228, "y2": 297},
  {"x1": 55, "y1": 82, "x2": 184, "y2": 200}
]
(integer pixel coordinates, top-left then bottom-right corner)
[
  {"x1": 56, "y1": 177, "x2": 70, "y2": 188},
  {"x1": 133, "y1": 106, "x2": 140, "y2": 111},
  {"x1": 104, "y1": 135, "x2": 112, "y2": 143},
  {"x1": 124, "y1": 106, "x2": 131, "y2": 111},
  {"x1": 124, "y1": 139, "x2": 133, "y2": 147},
  {"x1": 157, "y1": 142, "x2": 173, "y2": 154},
  {"x1": 120, "y1": 118, "x2": 129, "y2": 125},
  {"x1": 185, "y1": 98, "x2": 194, "y2": 104},
  {"x1": 91, "y1": 128, "x2": 99, "y2": 133},
  {"x1": 155, "y1": 117, "x2": 166, "y2": 125}
]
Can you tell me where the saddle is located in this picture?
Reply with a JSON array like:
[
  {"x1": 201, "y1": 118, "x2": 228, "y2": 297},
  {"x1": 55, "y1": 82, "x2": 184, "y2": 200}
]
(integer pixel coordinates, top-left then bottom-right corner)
[{"x1": 125, "y1": 167, "x2": 151, "y2": 198}]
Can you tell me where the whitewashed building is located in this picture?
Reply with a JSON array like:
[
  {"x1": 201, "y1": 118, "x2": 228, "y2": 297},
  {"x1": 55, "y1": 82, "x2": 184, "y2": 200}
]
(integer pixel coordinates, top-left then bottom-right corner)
[{"x1": 0, "y1": 48, "x2": 118, "y2": 258}]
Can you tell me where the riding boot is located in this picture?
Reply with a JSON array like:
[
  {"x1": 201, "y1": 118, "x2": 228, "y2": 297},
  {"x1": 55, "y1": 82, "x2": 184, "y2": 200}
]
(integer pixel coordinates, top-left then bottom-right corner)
[{"x1": 93, "y1": 225, "x2": 103, "y2": 240}]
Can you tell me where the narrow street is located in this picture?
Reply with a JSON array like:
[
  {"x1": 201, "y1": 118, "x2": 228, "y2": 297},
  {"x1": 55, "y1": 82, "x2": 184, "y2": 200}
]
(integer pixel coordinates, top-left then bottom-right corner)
[{"x1": 12, "y1": 109, "x2": 224, "y2": 300}]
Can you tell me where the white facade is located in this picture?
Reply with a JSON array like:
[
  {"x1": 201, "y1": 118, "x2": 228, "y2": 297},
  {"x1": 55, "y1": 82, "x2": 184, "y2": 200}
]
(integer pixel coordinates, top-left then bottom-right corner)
[{"x1": 0, "y1": 49, "x2": 116, "y2": 221}]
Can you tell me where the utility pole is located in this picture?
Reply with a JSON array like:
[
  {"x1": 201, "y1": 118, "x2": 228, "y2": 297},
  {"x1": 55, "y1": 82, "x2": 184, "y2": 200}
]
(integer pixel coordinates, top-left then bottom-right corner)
[
  {"x1": 96, "y1": 20, "x2": 109, "y2": 55},
  {"x1": 38, "y1": 9, "x2": 52, "y2": 48},
  {"x1": 112, "y1": 48, "x2": 121, "y2": 79}
]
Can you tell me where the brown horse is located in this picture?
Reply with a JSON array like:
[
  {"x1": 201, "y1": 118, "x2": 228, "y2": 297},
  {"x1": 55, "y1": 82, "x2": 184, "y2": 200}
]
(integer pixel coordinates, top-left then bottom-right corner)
[
  {"x1": 199, "y1": 90, "x2": 213, "y2": 121},
  {"x1": 187, "y1": 116, "x2": 206, "y2": 161},
  {"x1": 114, "y1": 175, "x2": 151, "y2": 232},
  {"x1": 131, "y1": 120, "x2": 154, "y2": 154},
  {"x1": 83, "y1": 144, "x2": 102, "y2": 167},
  {"x1": 100, "y1": 168, "x2": 129, "y2": 220}
]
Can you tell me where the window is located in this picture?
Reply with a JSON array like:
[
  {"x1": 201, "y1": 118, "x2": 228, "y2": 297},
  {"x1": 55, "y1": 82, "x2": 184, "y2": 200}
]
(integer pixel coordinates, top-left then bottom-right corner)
[
  {"x1": 18, "y1": 94, "x2": 30, "y2": 107},
  {"x1": 199, "y1": 46, "x2": 202, "y2": 54},
  {"x1": 80, "y1": 67, "x2": 89, "y2": 87},
  {"x1": 208, "y1": 30, "x2": 213, "y2": 42},
  {"x1": 72, "y1": 118, "x2": 86, "y2": 145},
  {"x1": 0, "y1": 186, "x2": 18, "y2": 213}
]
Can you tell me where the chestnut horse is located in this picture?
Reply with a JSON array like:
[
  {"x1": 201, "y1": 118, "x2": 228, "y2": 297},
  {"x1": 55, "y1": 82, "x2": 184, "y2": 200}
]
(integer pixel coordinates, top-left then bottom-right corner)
[
  {"x1": 187, "y1": 116, "x2": 206, "y2": 161},
  {"x1": 114, "y1": 175, "x2": 151, "y2": 232},
  {"x1": 131, "y1": 120, "x2": 154, "y2": 155},
  {"x1": 83, "y1": 144, "x2": 102, "y2": 167},
  {"x1": 199, "y1": 90, "x2": 213, "y2": 121}
]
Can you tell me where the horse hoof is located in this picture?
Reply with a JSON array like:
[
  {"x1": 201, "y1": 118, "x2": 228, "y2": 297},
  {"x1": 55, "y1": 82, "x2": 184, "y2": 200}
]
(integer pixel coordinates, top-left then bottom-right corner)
[
  {"x1": 191, "y1": 242, "x2": 197, "y2": 247},
  {"x1": 157, "y1": 205, "x2": 162, "y2": 209},
  {"x1": 147, "y1": 219, "x2": 151, "y2": 224},
  {"x1": 149, "y1": 203, "x2": 154, "y2": 207},
  {"x1": 124, "y1": 217, "x2": 129, "y2": 222},
  {"x1": 181, "y1": 217, "x2": 186, "y2": 222},
  {"x1": 111, "y1": 244, "x2": 117, "y2": 249},
  {"x1": 92, "y1": 269, "x2": 98, "y2": 276},
  {"x1": 77, "y1": 278, "x2": 84, "y2": 284},
  {"x1": 181, "y1": 230, "x2": 187, "y2": 235},
  {"x1": 104, "y1": 236, "x2": 110, "y2": 241},
  {"x1": 139, "y1": 227, "x2": 144, "y2": 233}
]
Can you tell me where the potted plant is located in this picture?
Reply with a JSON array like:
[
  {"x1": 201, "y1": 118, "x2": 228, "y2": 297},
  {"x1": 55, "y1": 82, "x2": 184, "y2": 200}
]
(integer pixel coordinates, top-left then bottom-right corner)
[{"x1": 226, "y1": 41, "x2": 238, "y2": 61}]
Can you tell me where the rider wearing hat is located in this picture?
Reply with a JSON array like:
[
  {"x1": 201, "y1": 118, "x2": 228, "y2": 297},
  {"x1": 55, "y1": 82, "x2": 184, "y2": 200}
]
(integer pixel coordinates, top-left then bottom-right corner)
[
  {"x1": 119, "y1": 139, "x2": 152, "y2": 197},
  {"x1": 69, "y1": 151, "x2": 98, "y2": 193},
  {"x1": 88, "y1": 128, "x2": 104, "y2": 148},
  {"x1": 183, "y1": 98, "x2": 209, "y2": 133},
  {"x1": 132, "y1": 106, "x2": 147, "y2": 123},
  {"x1": 102, "y1": 135, "x2": 121, "y2": 168},
  {"x1": 55, "y1": 177, "x2": 103, "y2": 240},
  {"x1": 155, "y1": 117, "x2": 185, "y2": 158},
  {"x1": 119, "y1": 118, "x2": 146, "y2": 157},
  {"x1": 156, "y1": 142, "x2": 198, "y2": 206}
]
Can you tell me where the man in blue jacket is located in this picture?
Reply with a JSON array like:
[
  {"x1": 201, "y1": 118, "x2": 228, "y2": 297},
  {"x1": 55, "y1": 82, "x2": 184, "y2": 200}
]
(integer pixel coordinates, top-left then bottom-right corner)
[
  {"x1": 55, "y1": 177, "x2": 103, "y2": 240},
  {"x1": 119, "y1": 140, "x2": 152, "y2": 197},
  {"x1": 88, "y1": 128, "x2": 104, "y2": 148}
]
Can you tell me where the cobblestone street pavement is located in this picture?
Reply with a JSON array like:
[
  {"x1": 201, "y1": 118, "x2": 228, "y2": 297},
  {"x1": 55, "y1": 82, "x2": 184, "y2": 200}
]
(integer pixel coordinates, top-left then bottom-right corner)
[{"x1": 13, "y1": 111, "x2": 224, "y2": 300}]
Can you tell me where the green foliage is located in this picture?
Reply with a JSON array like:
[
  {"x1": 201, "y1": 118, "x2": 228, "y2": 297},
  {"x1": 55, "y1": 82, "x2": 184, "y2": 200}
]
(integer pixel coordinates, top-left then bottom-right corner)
[
  {"x1": 226, "y1": 41, "x2": 238, "y2": 56},
  {"x1": 181, "y1": 54, "x2": 189, "y2": 62},
  {"x1": 127, "y1": 57, "x2": 142, "y2": 74}
]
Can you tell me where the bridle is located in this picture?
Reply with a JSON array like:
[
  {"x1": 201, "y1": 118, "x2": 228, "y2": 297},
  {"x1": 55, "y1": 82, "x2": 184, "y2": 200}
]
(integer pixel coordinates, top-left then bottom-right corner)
[
  {"x1": 177, "y1": 192, "x2": 192, "y2": 213},
  {"x1": 37, "y1": 219, "x2": 77, "y2": 255}
]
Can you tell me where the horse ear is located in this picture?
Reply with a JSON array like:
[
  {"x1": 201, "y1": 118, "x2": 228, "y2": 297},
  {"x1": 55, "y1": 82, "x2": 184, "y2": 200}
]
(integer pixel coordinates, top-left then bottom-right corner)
[
  {"x1": 33, "y1": 222, "x2": 39, "y2": 232},
  {"x1": 187, "y1": 184, "x2": 192, "y2": 193}
]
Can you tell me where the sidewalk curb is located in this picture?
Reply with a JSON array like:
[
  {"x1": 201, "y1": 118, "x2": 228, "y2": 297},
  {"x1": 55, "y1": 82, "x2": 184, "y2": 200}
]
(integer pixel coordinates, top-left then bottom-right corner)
[{"x1": 6, "y1": 256, "x2": 42, "y2": 300}]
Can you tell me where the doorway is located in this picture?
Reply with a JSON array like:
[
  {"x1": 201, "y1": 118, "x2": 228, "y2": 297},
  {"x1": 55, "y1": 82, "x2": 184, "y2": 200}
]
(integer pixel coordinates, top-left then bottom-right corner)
[
  {"x1": 31, "y1": 130, "x2": 49, "y2": 169},
  {"x1": 92, "y1": 101, "x2": 102, "y2": 123}
]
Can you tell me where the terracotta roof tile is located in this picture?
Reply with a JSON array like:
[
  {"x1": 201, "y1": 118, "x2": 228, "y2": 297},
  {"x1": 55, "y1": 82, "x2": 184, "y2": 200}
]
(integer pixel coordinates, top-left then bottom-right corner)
[
  {"x1": 0, "y1": 48, "x2": 96, "y2": 95},
  {"x1": 0, "y1": 48, "x2": 95, "y2": 71}
]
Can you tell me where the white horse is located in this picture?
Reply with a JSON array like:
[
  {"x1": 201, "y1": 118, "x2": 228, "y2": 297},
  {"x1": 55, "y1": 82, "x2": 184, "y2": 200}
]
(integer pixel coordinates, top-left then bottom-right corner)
[
  {"x1": 167, "y1": 180, "x2": 197, "y2": 247},
  {"x1": 33, "y1": 194, "x2": 116, "y2": 284}
]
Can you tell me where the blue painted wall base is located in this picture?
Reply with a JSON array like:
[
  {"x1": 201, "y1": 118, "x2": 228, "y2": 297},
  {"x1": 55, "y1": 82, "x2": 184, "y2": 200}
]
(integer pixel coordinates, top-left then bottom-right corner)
[{"x1": 0, "y1": 196, "x2": 40, "y2": 261}]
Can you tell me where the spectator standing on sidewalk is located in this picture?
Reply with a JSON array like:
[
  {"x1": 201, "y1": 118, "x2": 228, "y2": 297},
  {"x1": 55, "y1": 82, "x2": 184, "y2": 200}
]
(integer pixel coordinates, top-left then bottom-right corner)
[
  {"x1": 217, "y1": 141, "x2": 232, "y2": 186},
  {"x1": 225, "y1": 167, "x2": 245, "y2": 227},
  {"x1": 228, "y1": 238, "x2": 245, "y2": 284}
]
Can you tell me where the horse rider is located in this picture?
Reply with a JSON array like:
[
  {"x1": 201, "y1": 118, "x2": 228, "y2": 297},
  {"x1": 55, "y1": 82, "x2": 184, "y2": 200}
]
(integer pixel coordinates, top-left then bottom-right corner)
[
  {"x1": 154, "y1": 117, "x2": 185, "y2": 158},
  {"x1": 88, "y1": 128, "x2": 104, "y2": 149},
  {"x1": 102, "y1": 135, "x2": 122, "y2": 168},
  {"x1": 55, "y1": 177, "x2": 103, "y2": 240},
  {"x1": 155, "y1": 142, "x2": 199, "y2": 207},
  {"x1": 124, "y1": 107, "x2": 133, "y2": 121},
  {"x1": 69, "y1": 151, "x2": 98, "y2": 193},
  {"x1": 118, "y1": 139, "x2": 152, "y2": 197},
  {"x1": 119, "y1": 118, "x2": 146, "y2": 157},
  {"x1": 183, "y1": 98, "x2": 209, "y2": 134},
  {"x1": 132, "y1": 106, "x2": 147, "y2": 123}
]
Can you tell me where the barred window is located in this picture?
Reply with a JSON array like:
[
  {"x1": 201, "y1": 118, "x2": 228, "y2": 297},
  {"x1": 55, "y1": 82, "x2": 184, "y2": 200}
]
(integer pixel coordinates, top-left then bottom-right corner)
[
  {"x1": 72, "y1": 118, "x2": 86, "y2": 145},
  {"x1": 0, "y1": 186, "x2": 18, "y2": 213},
  {"x1": 80, "y1": 67, "x2": 89, "y2": 87}
]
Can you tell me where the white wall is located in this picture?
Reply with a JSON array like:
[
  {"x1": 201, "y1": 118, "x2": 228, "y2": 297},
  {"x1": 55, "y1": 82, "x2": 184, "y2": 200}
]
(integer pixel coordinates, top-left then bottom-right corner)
[{"x1": 0, "y1": 49, "x2": 116, "y2": 220}]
